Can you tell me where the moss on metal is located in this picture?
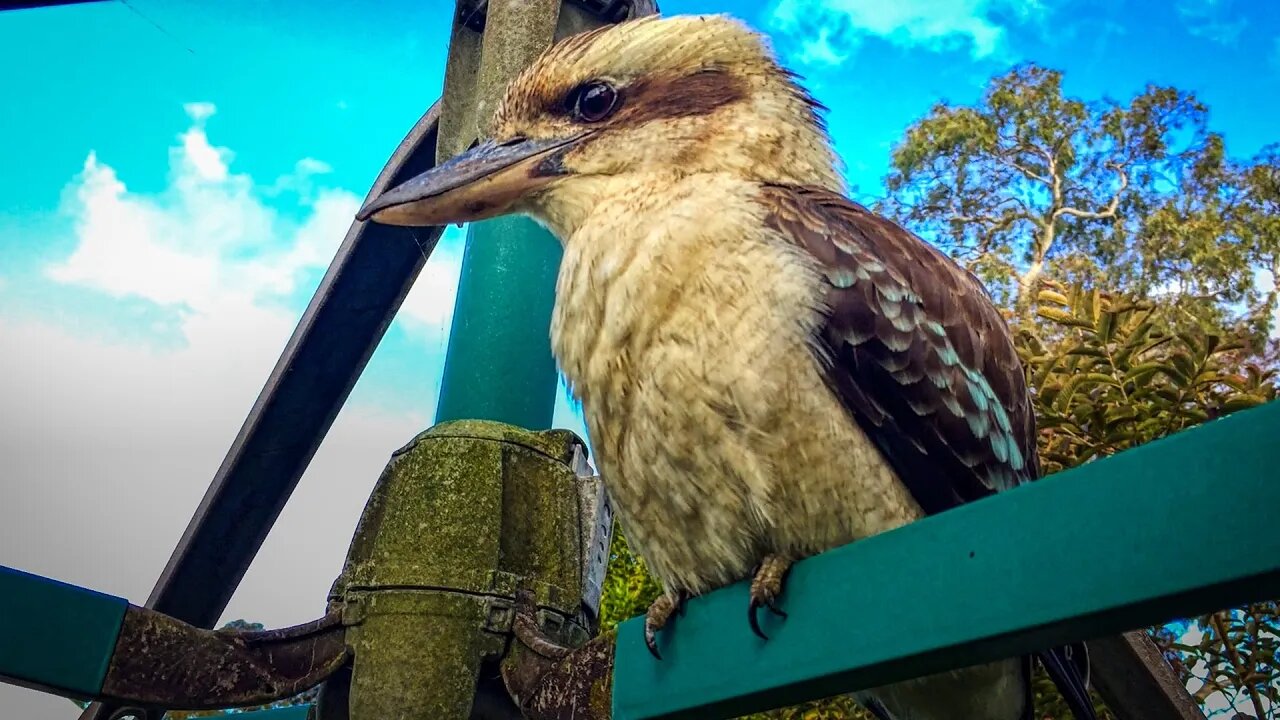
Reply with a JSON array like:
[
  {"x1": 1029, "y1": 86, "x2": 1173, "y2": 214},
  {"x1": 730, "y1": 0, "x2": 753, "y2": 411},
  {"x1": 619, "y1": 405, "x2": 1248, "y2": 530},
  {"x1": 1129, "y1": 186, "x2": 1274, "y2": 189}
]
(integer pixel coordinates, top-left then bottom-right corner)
[
  {"x1": 326, "y1": 420, "x2": 592, "y2": 719},
  {"x1": 342, "y1": 591, "x2": 495, "y2": 720},
  {"x1": 332, "y1": 420, "x2": 587, "y2": 615}
]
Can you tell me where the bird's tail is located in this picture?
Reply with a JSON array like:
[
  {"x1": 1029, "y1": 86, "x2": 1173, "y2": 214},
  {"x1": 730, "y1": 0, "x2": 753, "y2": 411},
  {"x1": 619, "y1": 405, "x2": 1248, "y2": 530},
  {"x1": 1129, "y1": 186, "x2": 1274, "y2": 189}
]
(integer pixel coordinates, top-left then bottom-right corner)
[{"x1": 1035, "y1": 641, "x2": 1097, "y2": 720}]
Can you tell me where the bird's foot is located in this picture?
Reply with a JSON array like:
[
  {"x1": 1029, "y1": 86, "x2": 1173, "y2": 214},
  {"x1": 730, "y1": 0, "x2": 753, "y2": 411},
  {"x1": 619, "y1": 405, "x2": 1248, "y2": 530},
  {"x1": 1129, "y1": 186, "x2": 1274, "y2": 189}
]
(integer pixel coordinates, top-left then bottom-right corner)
[
  {"x1": 748, "y1": 554, "x2": 792, "y2": 640},
  {"x1": 644, "y1": 590, "x2": 689, "y2": 660}
]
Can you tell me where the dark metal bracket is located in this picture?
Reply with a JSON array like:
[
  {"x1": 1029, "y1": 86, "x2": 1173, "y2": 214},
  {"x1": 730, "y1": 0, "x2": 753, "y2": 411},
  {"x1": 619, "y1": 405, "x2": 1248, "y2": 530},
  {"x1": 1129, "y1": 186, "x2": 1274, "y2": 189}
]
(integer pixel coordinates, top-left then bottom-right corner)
[
  {"x1": 73, "y1": 1, "x2": 656, "y2": 718},
  {"x1": 458, "y1": 0, "x2": 634, "y2": 32},
  {"x1": 96, "y1": 607, "x2": 348, "y2": 714}
]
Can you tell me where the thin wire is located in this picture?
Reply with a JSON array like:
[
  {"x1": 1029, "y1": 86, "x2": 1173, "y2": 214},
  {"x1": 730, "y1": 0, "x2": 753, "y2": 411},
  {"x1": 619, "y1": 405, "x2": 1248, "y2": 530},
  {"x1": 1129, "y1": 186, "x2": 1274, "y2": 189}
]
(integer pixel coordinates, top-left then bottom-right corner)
[
  {"x1": 117, "y1": 0, "x2": 195, "y2": 55},
  {"x1": 459, "y1": 0, "x2": 486, "y2": 30},
  {"x1": 409, "y1": 230, "x2": 433, "y2": 263}
]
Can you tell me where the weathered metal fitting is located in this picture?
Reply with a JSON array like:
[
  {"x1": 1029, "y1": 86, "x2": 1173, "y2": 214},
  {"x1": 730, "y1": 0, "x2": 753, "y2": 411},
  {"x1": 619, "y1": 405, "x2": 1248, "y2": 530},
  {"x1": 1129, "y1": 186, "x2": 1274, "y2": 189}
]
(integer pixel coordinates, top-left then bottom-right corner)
[
  {"x1": 457, "y1": 0, "x2": 637, "y2": 33},
  {"x1": 330, "y1": 420, "x2": 604, "y2": 640},
  {"x1": 483, "y1": 596, "x2": 516, "y2": 635},
  {"x1": 338, "y1": 588, "x2": 504, "y2": 720},
  {"x1": 574, "y1": 442, "x2": 614, "y2": 629},
  {"x1": 323, "y1": 419, "x2": 608, "y2": 717},
  {"x1": 481, "y1": 591, "x2": 587, "y2": 655},
  {"x1": 94, "y1": 606, "x2": 348, "y2": 711},
  {"x1": 506, "y1": 631, "x2": 617, "y2": 720}
]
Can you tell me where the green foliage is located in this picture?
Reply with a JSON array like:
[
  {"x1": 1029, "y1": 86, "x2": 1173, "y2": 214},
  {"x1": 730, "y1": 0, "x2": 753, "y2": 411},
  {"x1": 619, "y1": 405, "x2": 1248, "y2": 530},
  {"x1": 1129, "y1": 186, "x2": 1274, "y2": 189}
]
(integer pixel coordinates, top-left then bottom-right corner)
[
  {"x1": 600, "y1": 528, "x2": 664, "y2": 635},
  {"x1": 1233, "y1": 146, "x2": 1280, "y2": 352},
  {"x1": 1021, "y1": 281, "x2": 1277, "y2": 474},
  {"x1": 876, "y1": 63, "x2": 1280, "y2": 714},
  {"x1": 737, "y1": 695, "x2": 872, "y2": 720},
  {"x1": 878, "y1": 63, "x2": 1278, "y2": 345},
  {"x1": 1155, "y1": 603, "x2": 1280, "y2": 718},
  {"x1": 1023, "y1": 285, "x2": 1279, "y2": 718}
]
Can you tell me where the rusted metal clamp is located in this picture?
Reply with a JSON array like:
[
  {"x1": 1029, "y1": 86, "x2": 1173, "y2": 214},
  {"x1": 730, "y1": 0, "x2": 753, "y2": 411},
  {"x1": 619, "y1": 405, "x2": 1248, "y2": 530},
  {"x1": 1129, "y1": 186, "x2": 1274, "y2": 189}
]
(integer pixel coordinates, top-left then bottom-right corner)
[{"x1": 90, "y1": 607, "x2": 348, "y2": 719}]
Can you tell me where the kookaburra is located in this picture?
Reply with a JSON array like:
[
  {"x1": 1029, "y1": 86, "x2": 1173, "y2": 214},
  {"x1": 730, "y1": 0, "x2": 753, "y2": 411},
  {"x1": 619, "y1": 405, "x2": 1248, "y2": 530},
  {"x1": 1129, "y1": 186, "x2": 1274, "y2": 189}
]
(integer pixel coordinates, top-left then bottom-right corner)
[{"x1": 358, "y1": 14, "x2": 1095, "y2": 720}]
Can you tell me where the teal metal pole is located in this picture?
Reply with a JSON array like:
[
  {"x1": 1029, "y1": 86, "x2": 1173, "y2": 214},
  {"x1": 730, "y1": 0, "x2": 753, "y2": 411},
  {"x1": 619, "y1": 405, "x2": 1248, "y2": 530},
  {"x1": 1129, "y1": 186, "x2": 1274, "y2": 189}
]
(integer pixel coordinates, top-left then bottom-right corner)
[
  {"x1": 0, "y1": 566, "x2": 127, "y2": 699},
  {"x1": 229, "y1": 707, "x2": 312, "y2": 720},
  {"x1": 610, "y1": 400, "x2": 1280, "y2": 720},
  {"x1": 434, "y1": 216, "x2": 562, "y2": 429}
]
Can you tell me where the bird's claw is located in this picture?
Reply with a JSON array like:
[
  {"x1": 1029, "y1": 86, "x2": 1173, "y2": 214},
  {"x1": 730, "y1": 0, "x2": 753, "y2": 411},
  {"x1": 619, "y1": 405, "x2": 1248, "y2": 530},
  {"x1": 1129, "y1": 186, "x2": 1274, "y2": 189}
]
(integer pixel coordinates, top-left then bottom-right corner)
[
  {"x1": 747, "y1": 596, "x2": 788, "y2": 639},
  {"x1": 644, "y1": 590, "x2": 689, "y2": 660},
  {"x1": 643, "y1": 622, "x2": 663, "y2": 660},
  {"x1": 748, "y1": 554, "x2": 793, "y2": 640}
]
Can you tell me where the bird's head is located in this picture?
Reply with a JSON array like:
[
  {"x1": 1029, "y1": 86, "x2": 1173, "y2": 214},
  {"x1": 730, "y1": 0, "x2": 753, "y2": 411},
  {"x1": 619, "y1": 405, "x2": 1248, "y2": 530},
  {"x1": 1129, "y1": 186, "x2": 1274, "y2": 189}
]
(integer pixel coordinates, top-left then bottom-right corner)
[{"x1": 357, "y1": 14, "x2": 844, "y2": 236}]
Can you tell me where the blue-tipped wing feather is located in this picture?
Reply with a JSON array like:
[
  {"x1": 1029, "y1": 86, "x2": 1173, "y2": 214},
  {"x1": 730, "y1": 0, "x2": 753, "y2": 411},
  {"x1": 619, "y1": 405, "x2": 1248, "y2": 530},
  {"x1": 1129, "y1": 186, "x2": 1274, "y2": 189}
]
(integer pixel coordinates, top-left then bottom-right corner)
[{"x1": 761, "y1": 183, "x2": 1096, "y2": 720}]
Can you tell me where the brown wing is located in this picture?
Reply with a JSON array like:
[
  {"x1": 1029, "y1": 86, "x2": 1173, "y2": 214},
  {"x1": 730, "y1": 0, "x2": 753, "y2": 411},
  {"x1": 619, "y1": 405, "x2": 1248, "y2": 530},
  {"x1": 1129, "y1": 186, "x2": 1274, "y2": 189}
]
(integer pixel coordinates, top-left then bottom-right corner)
[{"x1": 761, "y1": 184, "x2": 1039, "y2": 515}]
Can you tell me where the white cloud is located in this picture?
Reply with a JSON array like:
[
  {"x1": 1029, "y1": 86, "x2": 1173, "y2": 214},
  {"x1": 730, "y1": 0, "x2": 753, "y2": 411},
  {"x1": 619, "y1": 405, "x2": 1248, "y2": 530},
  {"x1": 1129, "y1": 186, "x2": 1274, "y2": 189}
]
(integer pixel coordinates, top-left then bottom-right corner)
[
  {"x1": 0, "y1": 305, "x2": 431, "y2": 718},
  {"x1": 766, "y1": 0, "x2": 1036, "y2": 66},
  {"x1": 796, "y1": 24, "x2": 851, "y2": 65},
  {"x1": 0, "y1": 103, "x2": 448, "y2": 717},
  {"x1": 296, "y1": 157, "x2": 332, "y2": 175},
  {"x1": 0, "y1": 311, "x2": 428, "y2": 601},
  {"x1": 265, "y1": 157, "x2": 340, "y2": 201},
  {"x1": 183, "y1": 127, "x2": 230, "y2": 181},
  {"x1": 1176, "y1": 0, "x2": 1247, "y2": 44},
  {"x1": 399, "y1": 226, "x2": 464, "y2": 333},
  {"x1": 0, "y1": 99, "x2": 595, "y2": 719},
  {"x1": 46, "y1": 104, "x2": 354, "y2": 322},
  {"x1": 1, "y1": 101, "x2": 434, "y2": 605},
  {"x1": 184, "y1": 100, "x2": 217, "y2": 122}
]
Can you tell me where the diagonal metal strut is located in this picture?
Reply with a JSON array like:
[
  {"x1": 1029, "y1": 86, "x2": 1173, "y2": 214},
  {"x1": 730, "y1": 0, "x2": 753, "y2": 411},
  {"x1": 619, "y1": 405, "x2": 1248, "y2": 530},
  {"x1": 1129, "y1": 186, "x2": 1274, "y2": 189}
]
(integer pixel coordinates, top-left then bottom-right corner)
[{"x1": 77, "y1": 2, "x2": 656, "y2": 718}]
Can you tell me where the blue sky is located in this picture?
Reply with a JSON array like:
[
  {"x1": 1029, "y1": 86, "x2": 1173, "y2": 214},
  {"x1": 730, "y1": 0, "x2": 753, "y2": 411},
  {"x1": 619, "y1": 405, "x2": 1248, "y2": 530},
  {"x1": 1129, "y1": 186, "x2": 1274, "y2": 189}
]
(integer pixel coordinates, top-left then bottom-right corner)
[
  {"x1": 1, "y1": 1, "x2": 1277, "y2": 717},
  {"x1": 2, "y1": 0, "x2": 1279, "y2": 416}
]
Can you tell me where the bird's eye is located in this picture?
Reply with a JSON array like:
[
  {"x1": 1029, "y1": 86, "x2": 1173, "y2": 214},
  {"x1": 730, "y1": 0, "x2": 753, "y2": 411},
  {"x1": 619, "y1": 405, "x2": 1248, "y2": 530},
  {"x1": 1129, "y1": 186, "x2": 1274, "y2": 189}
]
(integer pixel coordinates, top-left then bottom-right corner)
[{"x1": 569, "y1": 81, "x2": 620, "y2": 123}]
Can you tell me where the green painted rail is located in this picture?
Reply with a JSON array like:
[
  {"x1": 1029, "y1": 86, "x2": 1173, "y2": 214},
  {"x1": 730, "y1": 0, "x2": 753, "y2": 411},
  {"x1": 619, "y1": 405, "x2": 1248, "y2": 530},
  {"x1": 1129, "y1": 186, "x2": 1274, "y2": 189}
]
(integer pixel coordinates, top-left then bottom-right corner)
[
  {"x1": 612, "y1": 400, "x2": 1280, "y2": 720},
  {"x1": 434, "y1": 216, "x2": 563, "y2": 429},
  {"x1": 0, "y1": 566, "x2": 127, "y2": 699},
  {"x1": 227, "y1": 706, "x2": 312, "y2": 720}
]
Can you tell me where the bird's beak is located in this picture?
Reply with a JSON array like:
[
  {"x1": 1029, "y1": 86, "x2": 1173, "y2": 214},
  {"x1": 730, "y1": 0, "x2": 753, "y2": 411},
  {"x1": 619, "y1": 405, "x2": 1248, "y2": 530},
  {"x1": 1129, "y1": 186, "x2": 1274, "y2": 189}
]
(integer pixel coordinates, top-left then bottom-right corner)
[{"x1": 356, "y1": 133, "x2": 588, "y2": 227}]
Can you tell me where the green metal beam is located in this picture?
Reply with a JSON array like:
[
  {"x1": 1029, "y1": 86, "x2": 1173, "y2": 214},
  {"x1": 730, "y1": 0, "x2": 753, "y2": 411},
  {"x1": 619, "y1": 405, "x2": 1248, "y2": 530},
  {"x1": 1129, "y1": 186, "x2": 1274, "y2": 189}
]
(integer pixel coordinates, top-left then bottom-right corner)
[
  {"x1": 612, "y1": 400, "x2": 1280, "y2": 720},
  {"x1": 0, "y1": 566, "x2": 127, "y2": 699},
  {"x1": 226, "y1": 707, "x2": 311, "y2": 720},
  {"x1": 434, "y1": 216, "x2": 563, "y2": 429}
]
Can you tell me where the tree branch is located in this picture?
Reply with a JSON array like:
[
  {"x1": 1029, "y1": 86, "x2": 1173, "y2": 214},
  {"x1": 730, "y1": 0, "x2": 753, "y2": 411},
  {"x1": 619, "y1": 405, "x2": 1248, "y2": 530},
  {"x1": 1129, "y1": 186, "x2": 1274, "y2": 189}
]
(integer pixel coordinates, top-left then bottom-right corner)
[
  {"x1": 1210, "y1": 611, "x2": 1268, "y2": 719},
  {"x1": 993, "y1": 149, "x2": 1052, "y2": 186},
  {"x1": 1055, "y1": 162, "x2": 1131, "y2": 221}
]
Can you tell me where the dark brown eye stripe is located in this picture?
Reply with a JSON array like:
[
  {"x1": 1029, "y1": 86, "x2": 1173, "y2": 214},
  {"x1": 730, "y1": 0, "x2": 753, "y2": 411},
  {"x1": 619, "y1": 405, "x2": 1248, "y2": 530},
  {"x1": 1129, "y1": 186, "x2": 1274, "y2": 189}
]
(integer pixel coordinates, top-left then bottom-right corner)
[
  {"x1": 552, "y1": 67, "x2": 747, "y2": 125},
  {"x1": 519, "y1": 66, "x2": 747, "y2": 130},
  {"x1": 609, "y1": 67, "x2": 747, "y2": 124},
  {"x1": 618, "y1": 67, "x2": 747, "y2": 124}
]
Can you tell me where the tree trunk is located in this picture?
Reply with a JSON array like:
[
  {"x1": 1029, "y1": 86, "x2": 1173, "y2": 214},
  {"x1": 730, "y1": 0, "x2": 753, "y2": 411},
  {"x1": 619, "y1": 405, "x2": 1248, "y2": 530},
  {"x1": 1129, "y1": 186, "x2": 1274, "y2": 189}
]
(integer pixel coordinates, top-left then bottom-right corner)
[
  {"x1": 1016, "y1": 259, "x2": 1045, "y2": 311},
  {"x1": 1014, "y1": 225, "x2": 1055, "y2": 316}
]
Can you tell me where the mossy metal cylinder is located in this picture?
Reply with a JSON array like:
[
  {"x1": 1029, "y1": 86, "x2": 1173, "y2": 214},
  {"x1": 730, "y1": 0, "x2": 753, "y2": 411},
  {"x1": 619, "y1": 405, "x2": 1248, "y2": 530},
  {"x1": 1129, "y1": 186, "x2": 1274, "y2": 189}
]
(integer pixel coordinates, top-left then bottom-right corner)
[{"x1": 328, "y1": 420, "x2": 594, "y2": 719}]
